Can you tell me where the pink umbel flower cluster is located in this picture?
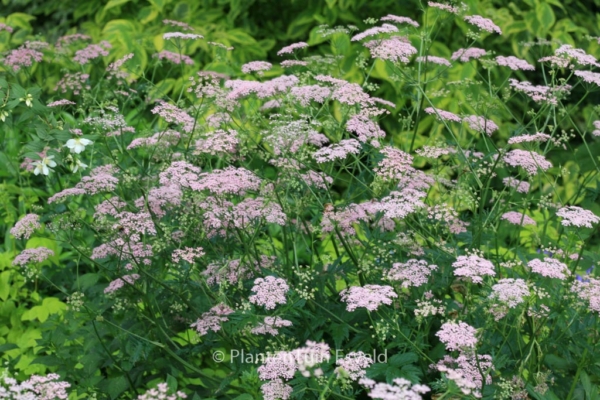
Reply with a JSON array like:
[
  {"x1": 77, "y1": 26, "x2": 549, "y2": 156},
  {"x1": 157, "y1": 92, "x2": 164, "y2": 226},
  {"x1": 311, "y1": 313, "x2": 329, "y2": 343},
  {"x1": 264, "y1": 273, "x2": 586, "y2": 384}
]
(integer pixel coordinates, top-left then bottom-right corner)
[
  {"x1": 151, "y1": 101, "x2": 195, "y2": 133},
  {"x1": 574, "y1": 70, "x2": 600, "y2": 87},
  {"x1": 489, "y1": 278, "x2": 529, "y2": 308},
  {"x1": 153, "y1": 50, "x2": 194, "y2": 65},
  {"x1": 10, "y1": 213, "x2": 41, "y2": 239},
  {"x1": 416, "y1": 55, "x2": 451, "y2": 66},
  {"x1": 360, "y1": 377, "x2": 430, "y2": 399},
  {"x1": 251, "y1": 316, "x2": 293, "y2": 335},
  {"x1": 313, "y1": 139, "x2": 361, "y2": 163},
  {"x1": 351, "y1": 23, "x2": 399, "y2": 41},
  {"x1": 364, "y1": 36, "x2": 418, "y2": 63},
  {"x1": 503, "y1": 177, "x2": 530, "y2": 193},
  {"x1": 571, "y1": 278, "x2": 600, "y2": 314},
  {"x1": 451, "y1": 48, "x2": 486, "y2": 62},
  {"x1": 554, "y1": 44, "x2": 599, "y2": 67},
  {"x1": 509, "y1": 78, "x2": 571, "y2": 105},
  {"x1": 1, "y1": 372, "x2": 70, "y2": 399},
  {"x1": 137, "y1": 382, "x2": 187, "y2": 400},
  {"x1": 463, "y1": 115, "x2": 499, "y2": 136},
  {"x1": 290, "y1": 85, "x2": 331, "y2": 106},
  {"x1": 249, "y1": 276, "x2": 290, "y2": 310},
  {"x1": 277, "y1": 41, "x2": 308, "y2": 56},
  {"x1": 556, "y1": 206, "x2": 600, "y2": 228},
  {"x1": 346, "y1": 112, "x2": 386, "y2": 144},
  {"x1": 528, "y1": 258, "x2": 569, "y2": 280},
  {"x1": 335, "y1": 352, "x2": 373, "y2": 380},
  {"x1": 4, "y1": 48, "x2": 43, "y2": 71},
  {"x1": 380, "y1": 14, "x2": 420, "y2": 27},
  {"x1": 428, "y1": 1, "x2": 459, "y2": 13},
  {"x1": 507, "y1": 132, "x2": 550, "y2": 144},
  {"x1": 259, "y1": 341, "x2": 331, "y2": 380},
  {"x1": 503, "y1": 149, "x2": 552, "y2": 175},
  {"x1": 12, "y1": 247, "x2": 54, "y2": 266},
  {"x1": 55, "y1": 33, "x2": 91, "y2": 49},
  {"x1": 104, "y1": 274, "x2": 141, "y2": 295},
  {"x1": 73, "y1": 41, "x2": 112, "y2": 64},
  {"x1": 241, "y1": 61, "x2": 272, "y2": 74},
  {"x1": 47, "y1": 99, "x2": 76, "y2": 107},
  {"x1": 280, "y1": 60, "x2": 308, "y2": 67},
  {"x1": 501, "y1": 211, "x2": 536, "y2": 226},
  {"x1": 434, "y1": 353, "x2": 493, "y2": 396},
  {"x1": 495, "y1": 55, "x2": 535, "y2": 71},
  {"x1": 464, "y1": 15, "x2": 502, "y2": 34},
  {"x1": 195, "y1": 167, "x2": 262, "y2": 195},
  {"x1": 424, "y1": 107, "x2": 461, "y2": 123},
  {"x1": 127, "y1": 130, "x2": 181, "y2": 150},
  {"x1": 340, "y1": 285, "x2": 398, "y2": 311},
  {"x1": 452, "y1": 254, "x2": 495, "y2": 284},
  {"x1": 54, "y1": 72, "x2": 91, "y2": 95},
  {"x1": 225, "y1": 75, "x2": 298, "y2": 100},
  {"x1": 387, "y1": 259, "x2": 438, "y2": 288},
  {"x1": 172, "y1": 247, "x2": 205, "y2": 263},
  {"x1": 194, "y1": 129, "x2": 239, "y2": 156},
  {"x1": 261, "y1": 379, "x2": 293, "y2": 400},
  {"x1": 436, "y1": 321, "x2": 478, "y2": 351},
  {"x1": 592, "y1": 120, "x2": 600, "y2": 137},
  {"x1": 0, "y1": 23, "x2": 14, "y2": 33},
  {"x1": 190, "y1": 303, "x2": 234, "y2": 335},
  {"x1": 163, "y1": 19, "x2": 194, "y2": 31}
]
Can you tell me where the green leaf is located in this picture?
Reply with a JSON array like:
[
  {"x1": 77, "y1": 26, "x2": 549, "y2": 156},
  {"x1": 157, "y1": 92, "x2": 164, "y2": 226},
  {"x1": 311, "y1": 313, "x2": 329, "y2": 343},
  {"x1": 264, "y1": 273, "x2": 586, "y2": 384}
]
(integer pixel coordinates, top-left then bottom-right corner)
[
  {"x1": 106, "y1": 376, "x2": 129, "y2": 399},
  {"x1": 536, "y1": 2, "x2": 555, "y2": 33},
  {"x1": 0, "y1": 271, "x2": 11, "y2": 301},
  {"x1": 0, "y1": 343, "x2": 18, "y2": 352},
  {"x1": 389, "y1": 352, "x2": 418, "y2": 367},
  {"x1": 104, "y1": 0, "x2": 132, "y2": 12},
  {"x1": 385, "y1": 366, "x2": 402, "y2": 382},
  {"x1": 166, "y1": 374, "x2": 178, "y2": 392},
  {"x1": 6, "y1": 13, "x2": 35, "y2": 30},
  {"x1": 331, "y1": 323, "x2": 349, "y2": 348},
  {"x1": 366, "y1": 363, "x2": 388, "y2": 379}
]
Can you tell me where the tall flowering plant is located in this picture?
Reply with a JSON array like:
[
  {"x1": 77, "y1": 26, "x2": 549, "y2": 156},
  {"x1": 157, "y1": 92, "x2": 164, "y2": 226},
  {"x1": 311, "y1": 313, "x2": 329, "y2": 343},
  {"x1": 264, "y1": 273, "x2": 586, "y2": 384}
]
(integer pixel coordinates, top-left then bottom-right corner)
[{"x1": 4, "y1": 3, "x2": 600, "y2": 399}]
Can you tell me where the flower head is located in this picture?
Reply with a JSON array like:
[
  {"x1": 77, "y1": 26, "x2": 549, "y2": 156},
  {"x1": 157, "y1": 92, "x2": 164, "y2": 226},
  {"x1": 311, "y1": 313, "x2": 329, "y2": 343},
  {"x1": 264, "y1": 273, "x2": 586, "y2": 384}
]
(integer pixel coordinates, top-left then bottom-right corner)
[
  {"x1": 65, "y1": 137, "x2": 93, "y2": 153},
  {"x1": 32, "y1": 155, "x2": 57, "y2": 176}
]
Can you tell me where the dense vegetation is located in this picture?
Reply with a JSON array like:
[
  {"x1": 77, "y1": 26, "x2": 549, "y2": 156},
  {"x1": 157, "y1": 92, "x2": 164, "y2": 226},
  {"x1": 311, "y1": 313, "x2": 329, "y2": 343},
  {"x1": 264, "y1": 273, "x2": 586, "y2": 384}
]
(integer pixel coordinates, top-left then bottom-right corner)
[{"x1": 1, "y1": 0, "x2": 600, "y2": 399}]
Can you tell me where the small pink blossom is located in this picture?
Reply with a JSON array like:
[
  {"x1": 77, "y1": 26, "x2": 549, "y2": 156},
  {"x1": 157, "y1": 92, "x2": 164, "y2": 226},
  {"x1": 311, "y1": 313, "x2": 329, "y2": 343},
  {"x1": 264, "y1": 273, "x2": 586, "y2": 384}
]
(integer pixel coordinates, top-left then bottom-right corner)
[
  {"x1": 495, "y1": 55, "x2": 535, "y2": 71},
  {"x1": 501, "y1": 211, "x2": 536, "y2": 226},
  {"x1": 424, "y1": 107, "x2": 461, "y2": 122},
  {"x1": 277, "y1": 42, "x2": 308, "y2": 56},
  {"x1": 340, "y1": 285, "x2": 398, "y2": 312},
  {"x1": 249, "y1": 276, "x2": 290, "y2": 310},
  {"x1": 4, "y1": 48, "x2": 43, "y2": 71},
  {"x1": 528, "y1": 258, "x2": 569, "y2": 280},
  {"x1": 489, "y1": 279, "x2": 529, "y2": 308},
  {"x1": 428, "y1": 2, "x2": 459, "y2": 13},
  {"x1": 190, "y1": 303, "x2": 234, "y2": 335},
  {"x1": 452, "y1": 254, "x2": 495, "y2": 284},
  {"x1": 416, "y1": 55, "x2": 451, "y2": 66},
  {"x1": 153, "y1": 50, "x2": 194, "y2": 65},
  {"x1": 380, "y1": 15, "x2": 419, "y2": 27},
  {"x1": 241, "y1": 61, "x2": 272, "y2": 74},
  {"x1": 335, "y1": 352, "x2": 373, "y2": 380},
  {"x1": 436, "y1": 321, "x2": 478, "y2": 351},
  {"x1": 313, "y1": 139, "x2": 361, "y2": 163},
  {"x1": 261, "y1": 379, "x2": 293, "y2": 400},
  {"x1": 163, "y1": 19, "x2": 194, "y2": 31},
  {"x1": 104, "y1": 274, "x2": 141, "y2": 294},
  {"x1": 364, "y1": 36, "x2": 417, "y2": 63},
  {"x1": 451, "y1": 48, "x2": 486, "y2": 62},
  {"x1": 463, "y1": 115, "x2": 498, "y2": 136},
  {"x1": 503, "y1": 149, "x2": 552, "y2": 175},
  {"x1": 464, "y1": 15, "x2": 502, "y2": 34},
  {"x1": 351, "y1": 23, "x2": 399, "y2": 41},
  {"x1": 73, "y1": 41, "x2": 112, "y2": 64},
  {"x1": 251, "y1": 316, "x2": 293, "y2": 335},
  {"x1": 503, "y1": 177, "x2": 530, "y2": 193},
  {"x1": 387, "y1": 259, "x2": 438, "y2": 288},
  {"x1": 10, "y1": 214, "x2": 41, "y2": 239},
  {"x1": 556, "y1": 206, "x2": 600, "y2": 228},
  {"x1": 12, "y1": 247, "x2": 54, "y2": 266}
]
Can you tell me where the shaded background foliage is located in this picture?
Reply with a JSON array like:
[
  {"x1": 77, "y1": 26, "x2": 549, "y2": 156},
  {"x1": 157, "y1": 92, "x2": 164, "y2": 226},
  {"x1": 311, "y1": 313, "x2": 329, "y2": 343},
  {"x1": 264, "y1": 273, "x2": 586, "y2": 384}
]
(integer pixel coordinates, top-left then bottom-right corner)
[{"x1": 1, "y1": 0, "x2": 600, "y2": 398}]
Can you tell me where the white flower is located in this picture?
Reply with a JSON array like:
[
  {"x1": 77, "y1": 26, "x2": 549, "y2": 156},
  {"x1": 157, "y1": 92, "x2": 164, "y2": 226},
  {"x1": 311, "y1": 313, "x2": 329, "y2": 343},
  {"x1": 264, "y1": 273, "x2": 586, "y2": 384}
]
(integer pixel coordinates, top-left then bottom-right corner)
[
  {"x1": 32, "y1": 156, "x2": 57, "y2": 176},
  {"x1": 19, "y1": 94, "x2": 33, "y2": 107},
  {"x1": 65, "y1": 138, "x2": 93, "y2": 154},
  {"x1": 0, "y1": 109, "x2": 8, "y2": 122},
  {"x1": 71, "y1": 159, "x2": 88, "y2": 173}
]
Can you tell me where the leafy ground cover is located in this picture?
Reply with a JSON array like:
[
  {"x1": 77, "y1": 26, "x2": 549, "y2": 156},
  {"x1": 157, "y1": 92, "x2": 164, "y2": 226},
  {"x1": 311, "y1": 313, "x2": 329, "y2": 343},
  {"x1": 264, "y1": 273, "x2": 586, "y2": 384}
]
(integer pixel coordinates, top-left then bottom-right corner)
[{"x1": 1, "y1": 1, "x2": 600, "y2": 399}]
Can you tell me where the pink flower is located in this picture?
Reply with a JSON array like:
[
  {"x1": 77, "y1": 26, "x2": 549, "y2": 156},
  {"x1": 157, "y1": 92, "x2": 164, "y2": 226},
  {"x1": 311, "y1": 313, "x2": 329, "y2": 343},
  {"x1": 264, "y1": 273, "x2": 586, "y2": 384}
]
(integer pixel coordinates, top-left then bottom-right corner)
[
  {"x1": 138, "y1": 382, "x2": 187, "y2": 400},
  {"x1": 495, "y1": 55, "x2": 535, "y2": 71},
  {"x1": 313, "y1": 139, "x2": 361, "y2": 163},
  {"x1": 555, "y1": 45, "x2": 599, "y2": 67},
  {"x1": 463, "y1": 115, "x2": 498, "y2": 136},
  {"x1": 489, "y1": 279, "x2": 529, "y2": 308},
  {"x1": 509, "y1": 78, "x2": 571, "y2": 105},
  {"x1": 172, "y1": 247, "x2": 205, "y2": 263},
  {"x1": 380, "y1": 15, "x2": 419, "y2": 27},
  {"x1": 104, "y1": 274, "x2": 141, "y2": 294},
  {"x1": 574, "y1": 70, "x2": 600, "y2": 87},
  {"x1": 10, "y1": 214, "x2": 41, "y2": 239},
  {"x1": 251, "y1": 316, "x2": 293, "y2": 335},
  {"x1": 153, "y1": 50, "x2": 194, "y2": 65},
  {"x1": 556, "y1": 206, "x2": 600, "y2": 228},
  {"x1": 501, "y1": 211, "x2": 536, "y2": 226},
  {"x1": 507, "y1": 132, "x2": 550, "y2": 144},
  {"x1": 261, "y1": 379, "x2": 293, "y2": 400},
  {"x1": 503, "y1": 149, "x2": 552, "y2": 176},
  {"x1": 281, "y1": 60, "x2": 308, "y2": 67},
  {"x1": 12, "y1": 247, "x2": 54, "y2": 266},
  {"x1": 163, "y1": 19, "x2": 194, "y2": 31},
  {"x1": 416, "y1": 55, "x2": 451, "y2": 66},
  {"x1": 249, "y1": 276, "x2": 290, "y2": 310},
  {"x1": 528, "y1": 258, "x2": 569, "y2": 280},
  {"x1": 23, "y1": 373, "x2": 71, "y2": 400},
  {"x1": 571, "y1": 278, "x2": 600, "y2": 314},
  {"x1": 387, "y1": 259, "x2": 438, "y2": 288},
  {"x1": 464, "y1": 15, "x2": 502, "y2": 34},
  {"x1": 351, "y1": 24, "x2": 399, "y2": 41},
  {"x1": 73, "y1": 41, "x2": 112, "y2": 64},
  {"x1": 503, "y1": 177, "x2": 530, "y2": 193},
  {"x1": 290, "y1": 85, "x2": 331, "y2": 106},
  {"x1": 451, "y1": 48, "x2": 486, "y2": 62},
  {"x1": 163, "y1": 32, "x2": 203, "y2": 40},
  {"x1": 436, "y1": 321, "x2": 478, "y2": 351},
  {"x1": 428, "y1": 1, "x2": 459, "y2": 13},
  {"x1": 424, "y1": 107, "x2": 461, "y2": 122},
  {"x1": 194, "y1": 129, "x2": 239, "y2": 155},
  {"x1": 4, "y1": 48, "x2": 43, "y2": 71},
  {"x1": 452, "y1": 254, "x2": 495, "y2": 284},
  {"x1": 48, "y1": 99, "x2": 76, "y2": 107},
  {"x1": 340, "y1": 285, "x2": 398, "y2": 312},
  {"x1": 335, "y1": 352, "x2": 373, "y2": 380},
  {"x1": 190, "y1": 303, "x2": 233, "y2": 335},
  {"x1": 0, "y1": 23, "x2": 14, "y2": 33},
  {"x1": 193, "y1": 167, "x2": 262, "y2": 195},
  {"x1": 151, "y1": 101, "x2": 195, "y2": 133},
  {"x1": 434, "y1": 353, "x2": 493, "y2": 394},
  {"x1": 365, "y1": 378, "x2": 430, "y2": 398},
  {"x1": 277, "y1": 42, "x2": 308, "y2": 56},
  {"x1": 364, "y1": 36, "x2": 417, "y2": 63},
  {"x1": 346, "y1": 113, "x2": 386, "y2": 144},
  {"x1": 241, "y1": 61, "x2": 272, "y2": 74}
]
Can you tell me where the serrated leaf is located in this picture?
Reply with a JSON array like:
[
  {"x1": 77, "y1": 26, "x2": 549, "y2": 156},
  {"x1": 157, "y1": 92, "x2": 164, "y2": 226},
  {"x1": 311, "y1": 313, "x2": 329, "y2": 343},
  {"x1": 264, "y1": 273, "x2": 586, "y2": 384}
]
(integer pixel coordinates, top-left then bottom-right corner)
[
  {"x1": 331, "y1": 323, "x2": 349, "y2": 348},
  {"x1": 389, "y1": 352, "x2": 418, "y2": 367},
  {"x1": 385, "y1": 366, "x2": 402, "y2": 382},
  {"x1": 106, "y1": 376, "x2": 129, "y2": 399},
  {"x1": 366, "y1": 363, "x2": 388, "y2": 379}
]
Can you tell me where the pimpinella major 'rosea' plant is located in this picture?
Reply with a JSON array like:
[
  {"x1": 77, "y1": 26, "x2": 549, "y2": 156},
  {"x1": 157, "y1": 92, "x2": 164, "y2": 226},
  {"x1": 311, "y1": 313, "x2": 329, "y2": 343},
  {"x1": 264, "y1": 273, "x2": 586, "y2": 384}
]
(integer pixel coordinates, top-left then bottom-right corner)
[{"x1": 3, "y1": 2, "x2": 600, "y2": 399}]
